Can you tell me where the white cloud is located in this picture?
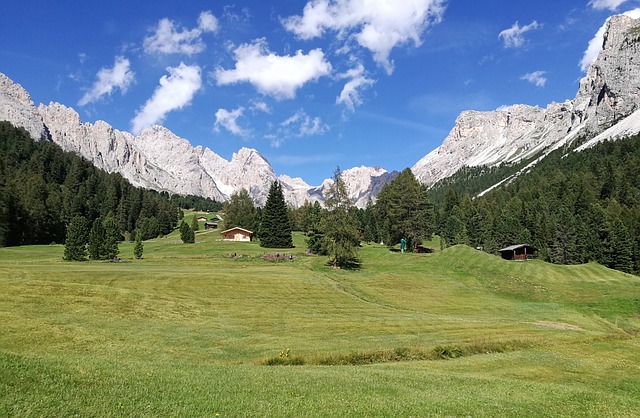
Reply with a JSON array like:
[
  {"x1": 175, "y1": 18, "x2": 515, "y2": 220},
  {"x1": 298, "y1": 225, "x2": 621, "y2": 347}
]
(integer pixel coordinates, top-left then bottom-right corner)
[
  {"x1": 580, "y1": 8, "x2": 640, "y2": 71},
  {"x1": 78, "y1": 56, "x2": 134, "y2": 106},
  {"x1": 214, "y1": 38, "x2": 332, "y2": 99},
  {"x1": 336, "y1": 64, "x2": 375, "y2": 111},
  {"x1": 521, "y1": 71, "x2": 547, "y2": 87},
  {"x1": 281, "y1": 109, "x2": 328, "y2": 138},
  {"x1": 250, "y1": 100, "x2": 272, "y2": 114},
  {"x1": 131, "y1": 63, "x2": 201, "y2": 134},
  {"x1": 214, "y1": 107, "x2": 250, "y2": 137},
  {"x1": 144, "y1": 11, "x2": 218, "y2": 56},
  {"x1": 498, "y1": 21, "x2": 540, "y2": 48},
  {"x1": 282, "y1": 0, "x2": 446, "y2": 74},
  {"x1": 589, "y1": 0, "x2": 630, "y2": 11}
]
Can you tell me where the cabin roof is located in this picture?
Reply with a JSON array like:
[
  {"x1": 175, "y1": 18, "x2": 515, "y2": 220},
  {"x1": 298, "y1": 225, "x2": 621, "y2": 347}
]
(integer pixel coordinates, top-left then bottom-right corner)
[{"x1": 498, "y1": 244, "x2": 538, "y2": 252}]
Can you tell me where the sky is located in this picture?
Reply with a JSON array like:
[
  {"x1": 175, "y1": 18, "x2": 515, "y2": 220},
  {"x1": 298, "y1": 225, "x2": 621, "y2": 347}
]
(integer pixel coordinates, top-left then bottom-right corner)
[{"x1": 2, "y1": 0, "x2": 640, "y2": 186}]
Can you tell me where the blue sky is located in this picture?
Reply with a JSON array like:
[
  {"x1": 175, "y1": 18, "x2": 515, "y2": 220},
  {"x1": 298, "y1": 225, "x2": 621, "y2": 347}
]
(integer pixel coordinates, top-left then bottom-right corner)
[{"x1": 2, "y1": 0, "x2": 639, "y2": 185}]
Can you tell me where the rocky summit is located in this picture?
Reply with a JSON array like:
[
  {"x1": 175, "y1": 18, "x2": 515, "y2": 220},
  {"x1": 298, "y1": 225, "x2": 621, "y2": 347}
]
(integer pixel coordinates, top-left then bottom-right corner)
[
  {"x1": 3, "y1": 14, "x2": 640, "y2": 205},
  {"x1": 413, "y1": 14, "x2": 640, "y2": 186}
]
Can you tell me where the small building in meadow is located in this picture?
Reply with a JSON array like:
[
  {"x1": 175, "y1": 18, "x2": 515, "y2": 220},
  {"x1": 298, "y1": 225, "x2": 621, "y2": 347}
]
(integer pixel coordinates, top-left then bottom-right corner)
[
  {"x1": 498, "y1": 244, "x2": 538, "y2": 261},
  {"x1": 197, "y1": 216, "x2": 208, "y2": 222},
  {"x1": 204, "y1": 220, "x2": 219, "y2": 230},
  {"x1": 221, "y1": 227, "x2": 253, "y2": 242}
]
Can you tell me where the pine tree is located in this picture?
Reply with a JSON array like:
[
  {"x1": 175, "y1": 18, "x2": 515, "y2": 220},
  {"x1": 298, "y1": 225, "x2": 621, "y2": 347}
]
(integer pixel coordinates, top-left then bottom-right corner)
[
  {"x1": 222, "y1": 189, "x2": 258, "y2": 232},
  {"x1": 63, "y1": 215, "x2": 89, "y2": 261},
  {"x1": 321, "y1": 167, "x2": 360, "y2": 268},
  {"x1": 260, "y1": 181, "x2": 293, "y2": 248},
  {"x1": 134, "y1": 229, "x2": 144, "y2": 260}
]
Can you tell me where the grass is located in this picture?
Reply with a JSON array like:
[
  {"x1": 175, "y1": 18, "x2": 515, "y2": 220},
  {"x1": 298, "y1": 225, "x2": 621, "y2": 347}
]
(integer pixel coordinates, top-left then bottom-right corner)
[{"x1": 1, "y1": 232, "x2": 640, "y2": 416}]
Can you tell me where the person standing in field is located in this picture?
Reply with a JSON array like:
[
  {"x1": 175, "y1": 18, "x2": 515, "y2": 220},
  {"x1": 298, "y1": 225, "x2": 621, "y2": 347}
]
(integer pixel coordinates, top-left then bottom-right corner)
[{"x1": 400, "y1": 237, "x2": 406, "y2": 253}]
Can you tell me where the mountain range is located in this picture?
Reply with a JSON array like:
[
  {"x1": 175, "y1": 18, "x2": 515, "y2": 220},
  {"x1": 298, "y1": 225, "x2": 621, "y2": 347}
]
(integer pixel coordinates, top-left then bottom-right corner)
[{"x1": 2, "y1": 14, "x2": 640, "y2": 207}]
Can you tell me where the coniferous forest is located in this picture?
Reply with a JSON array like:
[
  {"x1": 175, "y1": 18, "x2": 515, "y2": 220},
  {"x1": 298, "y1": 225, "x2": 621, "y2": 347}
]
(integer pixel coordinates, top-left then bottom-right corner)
[
  {"x1": 0, "y1": 122, "x2": 181, "y2": 247},
  {"x1": 3, "y1": 118, "x2": 640, "y2": 275},
  {"x1": 430, "y1": 136, "x2": 640, "y2": 274}
]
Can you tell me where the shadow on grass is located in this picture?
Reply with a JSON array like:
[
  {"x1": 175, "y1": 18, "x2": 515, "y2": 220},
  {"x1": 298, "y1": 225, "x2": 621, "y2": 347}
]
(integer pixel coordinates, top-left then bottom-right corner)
[{"x1": 324, "y1": 258, "x2": 362, "y2": 271}]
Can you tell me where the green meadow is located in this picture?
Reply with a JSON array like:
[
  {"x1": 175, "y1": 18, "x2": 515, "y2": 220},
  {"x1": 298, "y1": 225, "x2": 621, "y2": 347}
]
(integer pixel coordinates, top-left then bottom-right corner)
[{"x1": 1, "y1": 226, "x2": 640, "y2": 417}]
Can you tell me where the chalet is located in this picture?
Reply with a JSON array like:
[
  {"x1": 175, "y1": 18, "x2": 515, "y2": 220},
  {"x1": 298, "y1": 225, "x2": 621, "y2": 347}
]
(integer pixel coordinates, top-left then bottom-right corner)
[
  {"x1": 221, "y1": 227, "x2": 253, "y2": 242},
  {"x1": 498, "y1": 244, "x2": 538, "y2": 261},
  {"x1": 197, "y1": 216, "x2": 208, "y2": 222}
]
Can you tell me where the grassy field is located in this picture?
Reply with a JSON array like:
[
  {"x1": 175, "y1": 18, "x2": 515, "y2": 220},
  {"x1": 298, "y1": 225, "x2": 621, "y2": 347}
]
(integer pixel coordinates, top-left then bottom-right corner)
[{"x1": 1, "y1": 225, "x2": 640, "y2": 416}]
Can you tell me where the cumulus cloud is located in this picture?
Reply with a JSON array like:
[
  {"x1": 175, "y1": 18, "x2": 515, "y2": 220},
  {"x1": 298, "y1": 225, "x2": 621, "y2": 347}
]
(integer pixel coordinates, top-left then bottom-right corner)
[
  {"x1": 580, "y1": 8, "x2": 640, "y2": 71},
  {"x1": 335, "y1": 64, "x2": 375, "y2": 111},
  {"x1": 214, "y1": 38, "x2": 332, "y2": 99},
  {"x1": 131, "y1": 63, "x2": 202, "y2": 134},
  {"x1": 498, "y1": 21, "x2": 540, "y2": 48},
  {"x1": 589, "y1": 0, "x2": 630, "y2": 10},
  {"x1": 282, "y1": 0, "x2": 446, "y2": 74},
  {"x1": 78, "y1": 56, "x2": 134, "y2": 106},
  {"x1": 521, "y1": 71, "x2": 547, "y2": 87},
  {"x1": 214, "y1": 107, "x2": 250, "y2": 137},
  {"x1": 144, "y1": 11, "x2": 219, "y2": 55}
]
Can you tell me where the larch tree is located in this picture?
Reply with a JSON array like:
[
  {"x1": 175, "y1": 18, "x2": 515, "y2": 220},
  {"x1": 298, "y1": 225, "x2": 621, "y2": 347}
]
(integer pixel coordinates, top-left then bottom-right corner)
[{"x1": 321, "y1": 167, "x2": 360, "y2": 268}]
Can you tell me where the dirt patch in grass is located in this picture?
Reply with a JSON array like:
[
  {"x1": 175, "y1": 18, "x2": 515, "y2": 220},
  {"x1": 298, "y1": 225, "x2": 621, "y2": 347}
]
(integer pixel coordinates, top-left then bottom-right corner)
[{"x1": 532, "y1": 321, "x2": 584, "y2": 331}]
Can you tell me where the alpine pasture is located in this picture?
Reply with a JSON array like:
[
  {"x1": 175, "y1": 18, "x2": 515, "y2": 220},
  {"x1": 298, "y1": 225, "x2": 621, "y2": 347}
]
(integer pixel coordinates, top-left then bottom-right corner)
[{"x1": 1, "y1": 225, "x2": 640, "y2": 417}]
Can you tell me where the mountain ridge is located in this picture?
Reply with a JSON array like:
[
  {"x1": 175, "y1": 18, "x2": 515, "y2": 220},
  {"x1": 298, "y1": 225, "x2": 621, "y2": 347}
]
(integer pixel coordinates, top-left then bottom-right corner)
[{"x1": 3, "y1": 14, "x2": 640, "y2": 206}]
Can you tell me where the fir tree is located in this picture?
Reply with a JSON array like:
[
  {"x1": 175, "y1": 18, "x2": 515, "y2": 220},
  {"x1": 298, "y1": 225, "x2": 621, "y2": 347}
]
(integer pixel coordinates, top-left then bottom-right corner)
[
  {"x1": 63, "y1": 215, "x2": 89, "y2": 261},
  {"x1": 260, "y1": 181, "x2": 293, "y2": 248}
]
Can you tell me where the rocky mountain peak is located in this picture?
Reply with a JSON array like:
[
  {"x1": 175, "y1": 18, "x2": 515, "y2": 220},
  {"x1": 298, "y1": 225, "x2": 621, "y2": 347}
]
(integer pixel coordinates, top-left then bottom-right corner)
[{"x1": 413, "y1": 13, "x2": 640, "y2": 187}]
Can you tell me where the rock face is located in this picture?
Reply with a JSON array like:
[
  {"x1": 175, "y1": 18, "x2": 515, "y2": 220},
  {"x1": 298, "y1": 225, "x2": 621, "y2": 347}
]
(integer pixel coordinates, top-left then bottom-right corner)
[
  {"x1": 0, "y1": 73, "x2": 48, "y2": 141},
  {"x1": 0, "y1": 74, "x2": 393, "y2": 207},
  {"x1": 413, "y1": 15, "x2": 640, "y2": 186}
]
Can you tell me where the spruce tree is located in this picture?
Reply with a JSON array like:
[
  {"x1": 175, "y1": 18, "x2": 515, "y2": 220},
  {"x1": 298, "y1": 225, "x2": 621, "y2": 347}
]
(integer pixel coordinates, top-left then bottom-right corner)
[
  {"x1": 260, "y1": 181, "x2": 293, "y2": 248},
  {"x1": 63, "y1": 215, "x2": 89, "y2": 261}
]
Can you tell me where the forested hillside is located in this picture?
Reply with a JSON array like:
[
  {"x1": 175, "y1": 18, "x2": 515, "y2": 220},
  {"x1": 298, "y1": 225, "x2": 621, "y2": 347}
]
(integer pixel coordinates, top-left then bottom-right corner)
[
  {"x1": 0, "y1": 122, "x2": 181, "y2": 247},
  {"x1": 432, "y1": 135, "x2": 640, "y2": 274}
]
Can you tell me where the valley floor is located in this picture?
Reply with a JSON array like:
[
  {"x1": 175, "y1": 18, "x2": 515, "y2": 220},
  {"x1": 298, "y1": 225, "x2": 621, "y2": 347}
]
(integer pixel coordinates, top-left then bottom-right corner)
[{"x1": 1, "y1": 232, "x2": 639, "y2": 417}]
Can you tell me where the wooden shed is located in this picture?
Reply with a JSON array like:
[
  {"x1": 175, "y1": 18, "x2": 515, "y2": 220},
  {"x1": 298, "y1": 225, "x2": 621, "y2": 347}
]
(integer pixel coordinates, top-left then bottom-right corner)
[
  {"x1": 498, "y1": 244, "x2": 538, "y2": 261},
  {"x1": 221, "y1": 227, "x2": 253, "y2": 242}
]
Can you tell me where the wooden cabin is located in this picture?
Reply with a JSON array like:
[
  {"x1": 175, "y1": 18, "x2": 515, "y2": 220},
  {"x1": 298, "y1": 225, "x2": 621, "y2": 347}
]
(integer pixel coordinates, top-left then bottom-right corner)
[
  {"x1": 221, "y1": 227, "x2": 253, "y2": 242},
  {"x1": 204, "y1": 220, "x2": 219, "y2": 230},
  {"x1": 498, "y1": 244, "x2": 538, "y2": 261}
]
